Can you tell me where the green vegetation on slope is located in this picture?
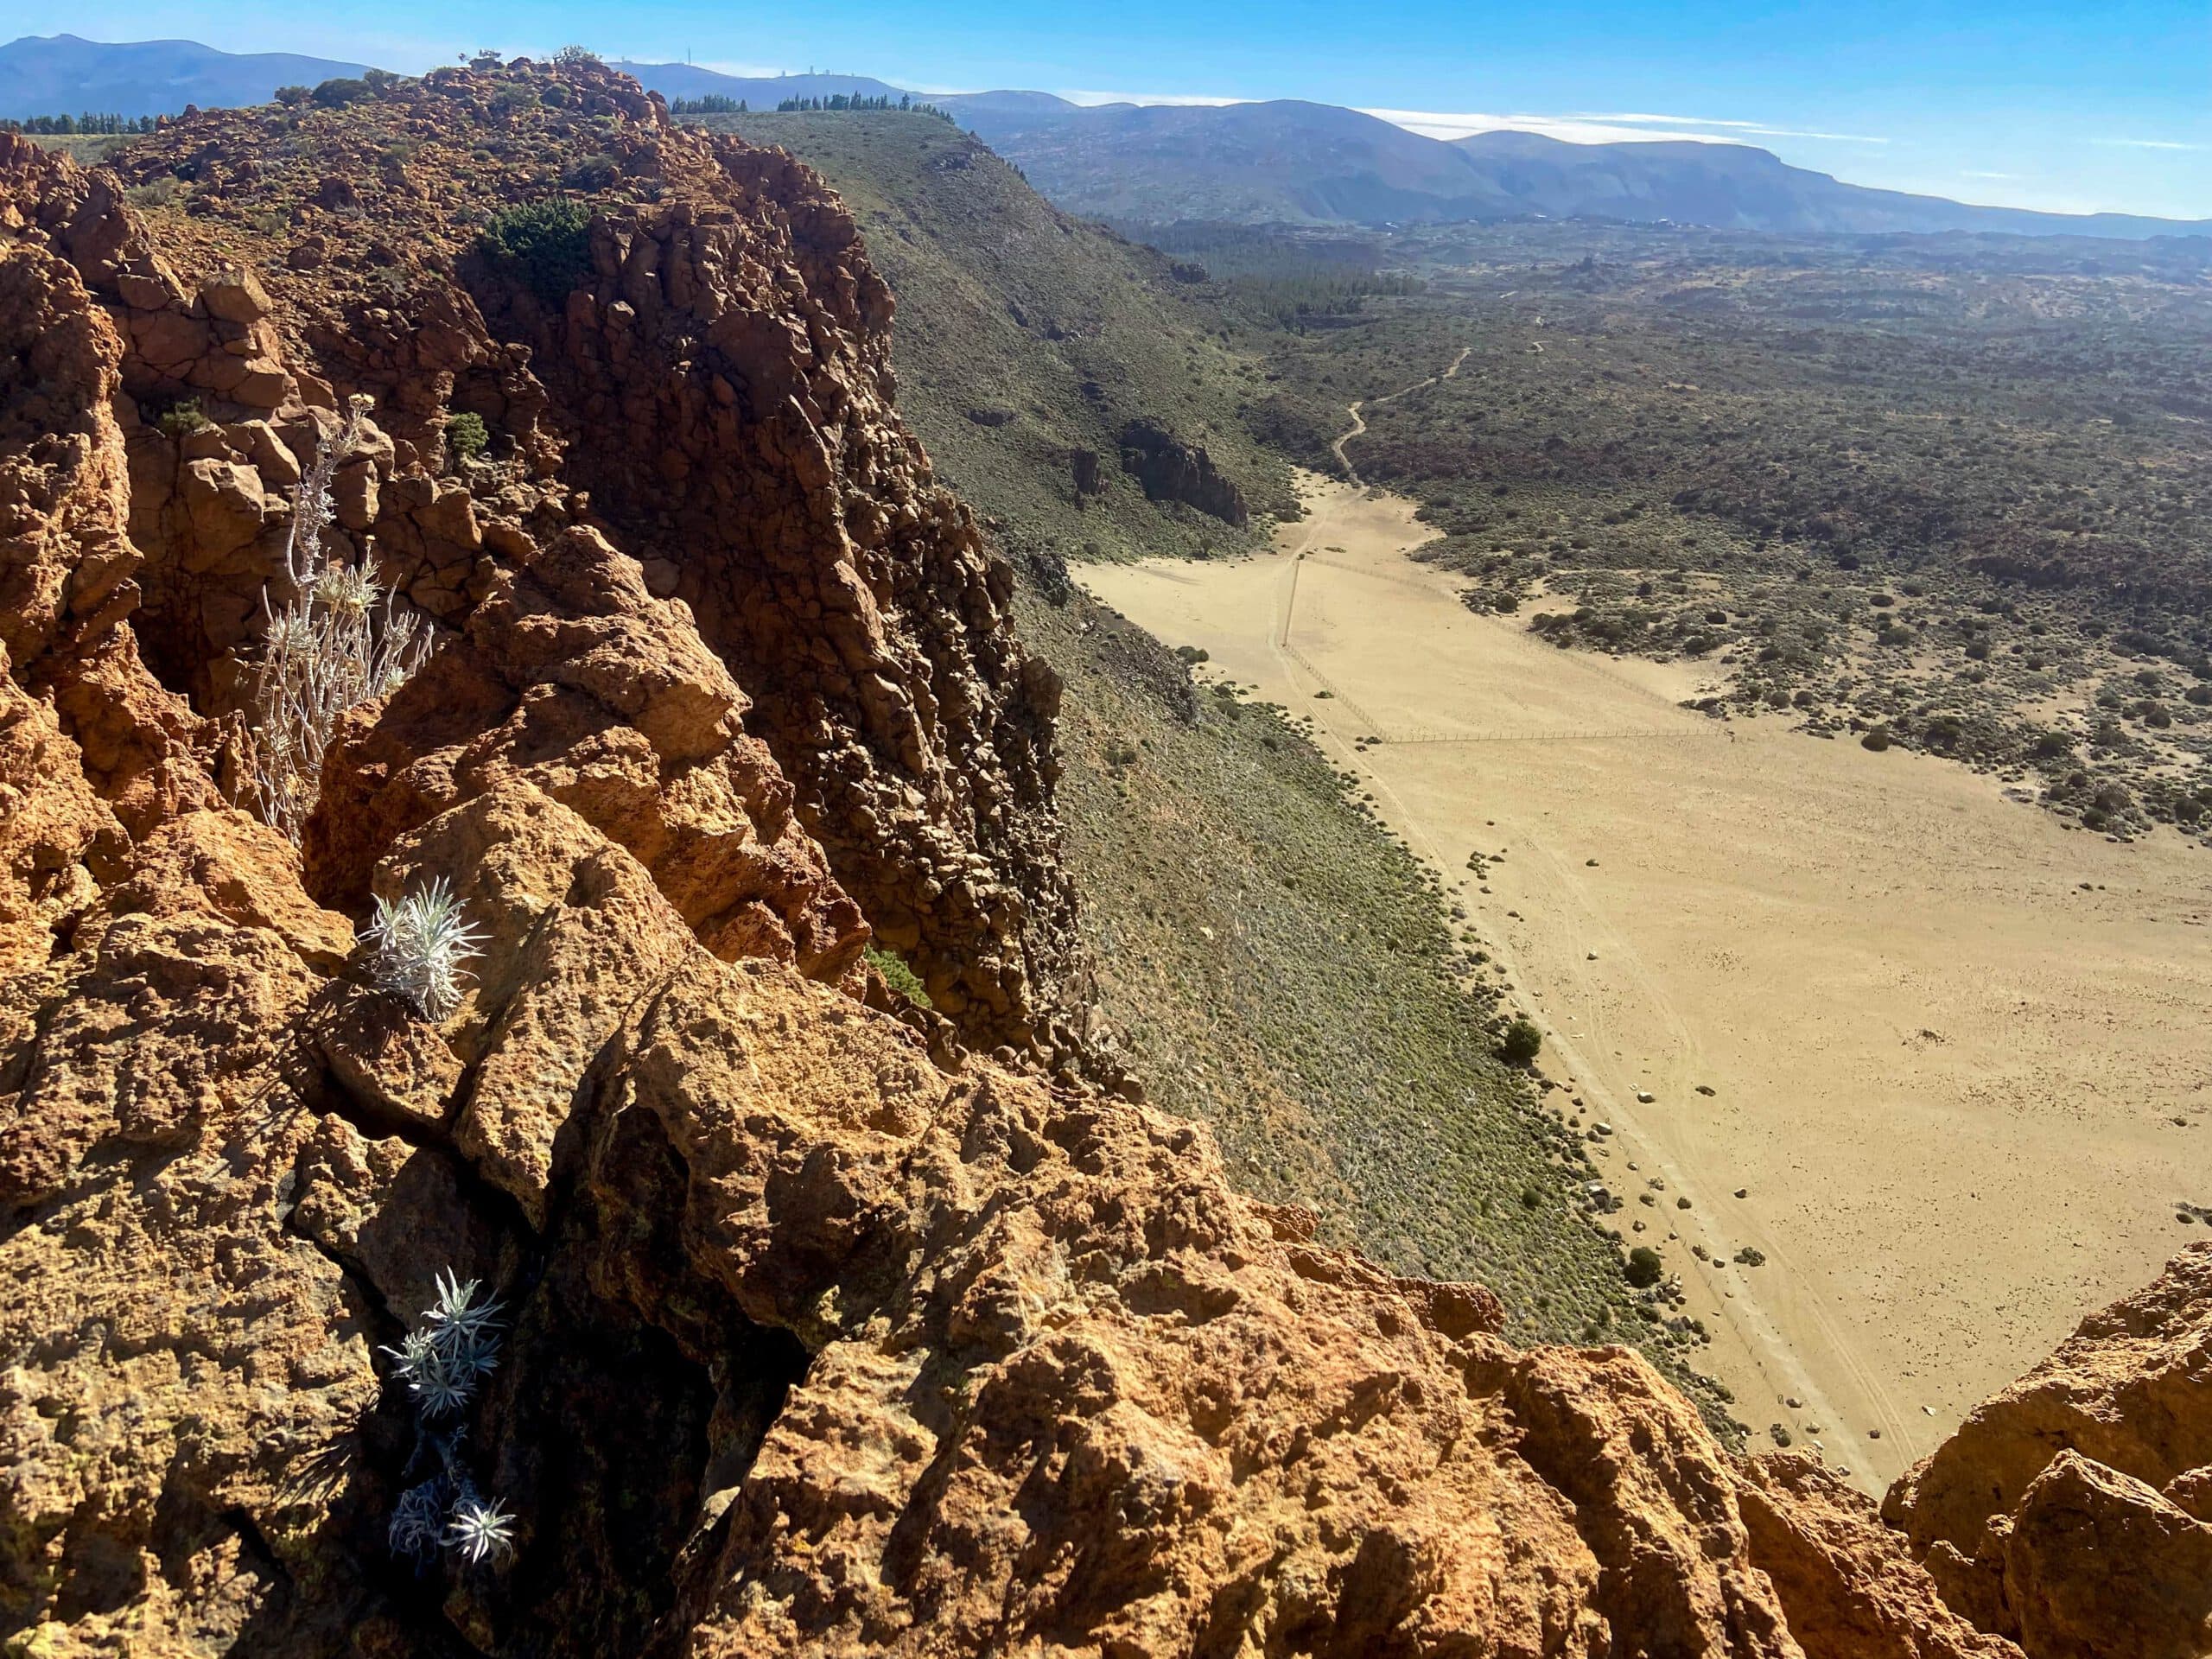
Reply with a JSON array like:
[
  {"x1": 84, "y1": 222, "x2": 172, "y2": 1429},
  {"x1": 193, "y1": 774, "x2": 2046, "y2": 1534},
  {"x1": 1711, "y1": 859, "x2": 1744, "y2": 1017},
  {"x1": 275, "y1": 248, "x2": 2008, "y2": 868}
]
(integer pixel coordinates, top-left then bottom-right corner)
[
  {"x1": 690, "y1": 111, "x2": 1733, "y2": 1423},
  {"x1": 693, "y1": 110, "x2": 1295, "y2": 557},
  {"x1": 1217, "y1": 221, "x2": 2212, "y2": 843},
  {"x1": 1029, "y1": 588, "x2": 1725, "y2": 1389}
]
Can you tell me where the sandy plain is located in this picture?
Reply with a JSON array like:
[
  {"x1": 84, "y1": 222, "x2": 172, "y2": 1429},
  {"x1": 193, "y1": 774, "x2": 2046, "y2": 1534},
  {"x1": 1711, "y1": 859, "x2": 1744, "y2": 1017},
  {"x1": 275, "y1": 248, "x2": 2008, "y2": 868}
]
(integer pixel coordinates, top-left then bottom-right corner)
[{"x1": 1084, "y1": 463, "x2": 2212, "y2": 1491}]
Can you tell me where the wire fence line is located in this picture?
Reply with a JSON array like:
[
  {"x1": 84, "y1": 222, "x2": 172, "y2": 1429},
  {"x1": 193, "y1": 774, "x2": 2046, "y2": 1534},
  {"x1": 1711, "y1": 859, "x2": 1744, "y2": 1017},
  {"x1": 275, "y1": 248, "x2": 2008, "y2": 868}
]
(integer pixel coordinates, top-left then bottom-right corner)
[{"x1": 1385, "y1": 727, "x2": 1741, "y2": 747}]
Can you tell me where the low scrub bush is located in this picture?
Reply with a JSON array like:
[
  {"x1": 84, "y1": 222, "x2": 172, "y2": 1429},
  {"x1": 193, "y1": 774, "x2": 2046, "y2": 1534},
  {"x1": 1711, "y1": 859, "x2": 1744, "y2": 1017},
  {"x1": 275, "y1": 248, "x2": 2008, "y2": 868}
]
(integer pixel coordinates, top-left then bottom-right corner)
[
  {"x1": 1498, "y1": 1017, "x2": 1543, "y2": 1066},
  {"x1": 479, "y1": 199, "x2": 593, "y2": 304},
  {"x1": 157, "y1": 397, "x2": 208, "y2": 437},
  {"x1": 445, "y1": 410, "x2": 489, "y2": 461},
  {"x1": 1624, "y1": 1246, "x2": 1665, "y2": 1287},
  {"x1": 864, "y1": 943, "x2": 932, "y2": 1009}
]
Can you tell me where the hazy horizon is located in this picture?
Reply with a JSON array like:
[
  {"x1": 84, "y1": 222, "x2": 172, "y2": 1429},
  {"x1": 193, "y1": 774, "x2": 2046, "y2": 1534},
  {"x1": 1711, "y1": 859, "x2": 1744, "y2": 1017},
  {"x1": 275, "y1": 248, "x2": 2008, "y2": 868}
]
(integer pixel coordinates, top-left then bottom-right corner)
[{"x1": 20, "y1": 0, "x2": 2209, "y2": 221}]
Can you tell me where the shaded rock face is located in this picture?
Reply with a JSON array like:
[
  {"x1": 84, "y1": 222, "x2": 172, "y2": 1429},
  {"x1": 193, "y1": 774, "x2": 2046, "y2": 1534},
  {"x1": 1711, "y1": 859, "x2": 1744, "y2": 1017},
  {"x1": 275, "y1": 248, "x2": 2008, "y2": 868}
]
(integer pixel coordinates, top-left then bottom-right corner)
[
  {"x1": 1118, "y1": 418, "x2": 1249, "y2": 526},
  {"x1": 481, "y1": 189, "x2": 1090, "y2": 1060},
  {"x1": 1883, "y1": 1243, "x2": 2212, "y2": 1658},
  {"x1": 1, "y1": 54, "x2": 1093, "y2": 1065},
  {"x1": 0, "y1": 60, "x2": 2194, "y2": 1659}
]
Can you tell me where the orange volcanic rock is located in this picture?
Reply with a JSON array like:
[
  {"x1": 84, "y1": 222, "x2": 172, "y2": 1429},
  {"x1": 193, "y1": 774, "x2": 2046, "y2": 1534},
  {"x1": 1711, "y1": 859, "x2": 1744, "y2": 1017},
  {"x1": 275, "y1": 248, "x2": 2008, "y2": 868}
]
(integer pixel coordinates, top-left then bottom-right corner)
[
  {"x1": 0, "y1": 56, "x2": 2193, "y2": 1659},
  {"x1": 1884, "y1": 1242, "x2": 2212, "y2": 1656}
]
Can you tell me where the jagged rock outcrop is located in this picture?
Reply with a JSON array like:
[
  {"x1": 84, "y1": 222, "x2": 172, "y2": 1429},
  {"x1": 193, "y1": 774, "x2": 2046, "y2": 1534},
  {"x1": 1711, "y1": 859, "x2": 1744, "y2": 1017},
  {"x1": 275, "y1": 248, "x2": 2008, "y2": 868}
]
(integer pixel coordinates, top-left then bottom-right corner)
[
  {"x1": 1884, "y1": 1243, "x2": 2212, "y2": 1657},
  {"x1": 1119, "y1": 418, "x2": 1249, "y2": 526},
  {"x1": 0, "y1": 757, "x2": 2015, "y2": 1658},
  {"x1": 0, "y1": 59, "x2": 2198, "y2": 1659},
  {"x1": 2, "y1": 56, "x2": 1093, "y2": 1065},
  {"x1": 0, "y1": 176, "x2": 221, "y2": 838}
]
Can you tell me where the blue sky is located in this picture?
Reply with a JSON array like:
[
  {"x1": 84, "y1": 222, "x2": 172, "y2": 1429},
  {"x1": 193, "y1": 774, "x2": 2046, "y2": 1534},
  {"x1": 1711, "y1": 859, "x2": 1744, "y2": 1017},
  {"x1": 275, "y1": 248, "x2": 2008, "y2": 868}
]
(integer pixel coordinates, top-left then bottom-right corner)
[{"x1": 56, "y1": 1, "x2": 2212, "y2": 217}]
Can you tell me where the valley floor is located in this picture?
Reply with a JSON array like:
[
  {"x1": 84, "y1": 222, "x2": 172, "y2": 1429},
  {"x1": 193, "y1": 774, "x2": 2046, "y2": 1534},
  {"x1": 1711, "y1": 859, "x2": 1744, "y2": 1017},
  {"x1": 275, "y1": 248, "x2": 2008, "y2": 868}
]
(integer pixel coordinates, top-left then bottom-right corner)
[{"x1": 1084, "y1": 468, "x2": 2212, "y2": 1491}]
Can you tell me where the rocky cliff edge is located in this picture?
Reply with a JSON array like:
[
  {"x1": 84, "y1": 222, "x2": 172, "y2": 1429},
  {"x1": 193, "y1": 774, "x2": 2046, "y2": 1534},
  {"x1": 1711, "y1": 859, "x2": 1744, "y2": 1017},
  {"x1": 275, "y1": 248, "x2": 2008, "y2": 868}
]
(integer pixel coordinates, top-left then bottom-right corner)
[{"x1": 0, "y1": 57, "x2": 2202, "y2": 1659}]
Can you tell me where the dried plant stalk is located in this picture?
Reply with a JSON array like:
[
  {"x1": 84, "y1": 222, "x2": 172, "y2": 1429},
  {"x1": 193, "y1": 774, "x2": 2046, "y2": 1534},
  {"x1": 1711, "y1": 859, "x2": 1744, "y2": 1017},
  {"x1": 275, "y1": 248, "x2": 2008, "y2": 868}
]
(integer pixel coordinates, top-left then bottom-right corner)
[{"x1": 240, "y1": 395, "x2": 430, "y2": 843}]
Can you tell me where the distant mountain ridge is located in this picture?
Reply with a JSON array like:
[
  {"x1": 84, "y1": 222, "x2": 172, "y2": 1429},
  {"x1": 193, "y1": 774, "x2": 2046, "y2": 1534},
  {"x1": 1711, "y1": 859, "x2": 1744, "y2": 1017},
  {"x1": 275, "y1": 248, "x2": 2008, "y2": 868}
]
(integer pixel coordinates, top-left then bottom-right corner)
[
  {"x1": 4, "y1": 35, "x2": 2204, "y2": 240},
  {"x1": 917, "y1": 95, "x2": 2210, "y2": 239},
  {"x1": 0, "y1": 33, "x2": 364, "y2": 117},
  {"x1": 575, "y1": 62, "x2": 2212, "y2": 242}
]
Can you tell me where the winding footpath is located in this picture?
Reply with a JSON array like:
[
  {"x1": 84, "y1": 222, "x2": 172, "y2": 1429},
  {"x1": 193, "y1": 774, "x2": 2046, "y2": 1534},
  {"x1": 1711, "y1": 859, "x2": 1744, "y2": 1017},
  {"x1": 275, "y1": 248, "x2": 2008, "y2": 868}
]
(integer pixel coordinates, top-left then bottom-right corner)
[{"x1": 1330, "y1": 345, "x2": 1471, "y2": 484}]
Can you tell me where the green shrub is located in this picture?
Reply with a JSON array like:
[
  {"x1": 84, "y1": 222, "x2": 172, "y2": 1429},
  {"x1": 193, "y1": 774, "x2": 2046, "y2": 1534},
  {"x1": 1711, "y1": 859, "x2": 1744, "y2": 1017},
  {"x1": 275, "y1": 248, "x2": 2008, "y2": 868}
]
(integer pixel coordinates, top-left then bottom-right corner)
[
  {"x1": 865, "y1": 944, "x2": 932, "y2": 1009},
  {"x1": 311, "y1": 77, "x2": 372, "y2": 108},
  {"x1": 445, "y1": 410, "x2": 490, "y2": 461},
  {"x1": 1498, "y1": 1017, "x2": 1543, "y2": 1066},
  {"x1": 273, "y1": 85, "x2": 311, "y2": 107},
  {"x1": 479, "y1": 199, "x2": 594, "y2": 305},
  {"x1": 1624, "y1": 1246, "x2": 1665, "y2": 1287},
  {"x1": 157, "y1": 398, "x2": 209, "y2": 438},
  {"x1": 1859, "y1": 726, "x2": 1891, "y2": 752}
]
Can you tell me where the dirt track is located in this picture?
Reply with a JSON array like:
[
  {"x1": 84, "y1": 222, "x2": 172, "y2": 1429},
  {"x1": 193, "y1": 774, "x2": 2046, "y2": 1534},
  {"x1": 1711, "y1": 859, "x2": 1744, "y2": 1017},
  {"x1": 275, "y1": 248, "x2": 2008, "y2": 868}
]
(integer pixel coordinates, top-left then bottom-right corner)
[{"x1": 1085, "y1": 467, "x2": 2212, "y2": 1491}]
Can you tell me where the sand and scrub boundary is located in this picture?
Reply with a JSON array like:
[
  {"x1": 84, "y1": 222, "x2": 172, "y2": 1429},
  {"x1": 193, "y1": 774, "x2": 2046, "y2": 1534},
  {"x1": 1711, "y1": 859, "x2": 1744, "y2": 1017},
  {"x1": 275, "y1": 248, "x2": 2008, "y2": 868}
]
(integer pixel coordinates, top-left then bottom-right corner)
[{"x1": 1085, "y1": 416, "x2": 2211, "y2": 1491}]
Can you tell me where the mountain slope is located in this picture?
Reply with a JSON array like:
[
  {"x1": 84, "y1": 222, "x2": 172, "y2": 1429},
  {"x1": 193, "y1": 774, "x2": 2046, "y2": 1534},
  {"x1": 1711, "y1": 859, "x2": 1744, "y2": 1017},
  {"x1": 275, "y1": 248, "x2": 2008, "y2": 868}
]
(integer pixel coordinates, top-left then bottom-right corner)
[
  {"x1": 692, "y1": 109, "x2": 1292, "y2": 550},
  {"x1": 690, "y1": 111, "x2": 1713, "y2": 1373},
  {"x1": 0, "y1": 32, "x2": 365, "y2": 116},
  {"x1": 8, "y1": 36, "x2": 2205, "y2": 239},
  {"x1": 1449, "y1": 129, "x2": 2212, "y2": 238},
  {"x1": 939, "y1": 98, "x2": 1518, "y2": 225},
  {"x1": 0, "y1": 59, "x2": 2203, "y2": 1659}
]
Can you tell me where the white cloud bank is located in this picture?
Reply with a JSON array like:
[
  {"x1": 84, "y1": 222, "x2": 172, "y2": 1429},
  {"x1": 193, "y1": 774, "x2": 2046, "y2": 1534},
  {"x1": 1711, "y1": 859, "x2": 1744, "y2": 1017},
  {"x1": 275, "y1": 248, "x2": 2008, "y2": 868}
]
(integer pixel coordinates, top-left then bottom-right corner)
[
  {"x1": 1058, "y1": 90, "x2": 1246, "y2": 106},
  {"x1": 1033, "y1": 93, "x2": 1888, "y2": 149},
  {"x1": 1368, "y1": 108, "x2": 1887, "y2": 147}
]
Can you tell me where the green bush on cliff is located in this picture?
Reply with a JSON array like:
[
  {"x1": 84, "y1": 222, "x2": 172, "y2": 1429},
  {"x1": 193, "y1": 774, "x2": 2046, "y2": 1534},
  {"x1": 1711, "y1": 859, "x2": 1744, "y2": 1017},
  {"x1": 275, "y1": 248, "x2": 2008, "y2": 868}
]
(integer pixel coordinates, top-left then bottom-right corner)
[
  {"x1": 445, "y1": 410, "x2": 490, "y2": 461},
  {"x1": 479, "y1": 199, "x2": 594, "y2": 305},
  {"x1": 1498, "y1": 1017, "x2": 1543, "y2": 1066},
  {"x1": 157, "y1": 397, "x2": 209, "y2": 438},
  {"x1": 865, "y1": 944, "x2": 933, "y2": 1009}
]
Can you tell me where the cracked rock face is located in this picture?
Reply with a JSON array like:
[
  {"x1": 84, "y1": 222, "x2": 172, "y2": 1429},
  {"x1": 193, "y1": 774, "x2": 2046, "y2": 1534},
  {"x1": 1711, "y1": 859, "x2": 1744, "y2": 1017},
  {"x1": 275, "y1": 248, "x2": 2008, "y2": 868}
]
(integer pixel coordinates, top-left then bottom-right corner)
[
  {"x1": 1883, "y1": 1242, "x2": 2212, "y2": 1658},
  {"x1": 0, "y1": 59, "x2": 2198, "y2": 1659}
]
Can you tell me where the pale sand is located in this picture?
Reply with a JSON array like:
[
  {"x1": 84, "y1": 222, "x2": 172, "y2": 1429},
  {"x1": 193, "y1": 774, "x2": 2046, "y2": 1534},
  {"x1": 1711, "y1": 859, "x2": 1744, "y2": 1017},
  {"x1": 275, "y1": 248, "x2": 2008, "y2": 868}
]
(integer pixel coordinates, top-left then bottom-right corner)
[{"x1": 1084, "y1": 470, "x2": 2212, "y2": 1491}]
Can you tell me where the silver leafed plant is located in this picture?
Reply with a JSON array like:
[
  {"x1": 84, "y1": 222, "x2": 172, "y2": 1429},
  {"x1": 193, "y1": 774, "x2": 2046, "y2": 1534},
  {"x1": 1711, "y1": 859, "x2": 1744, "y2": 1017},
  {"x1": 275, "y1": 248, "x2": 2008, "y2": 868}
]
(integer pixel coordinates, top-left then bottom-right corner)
[{"x1": 362, "y1": 877, "x2": 484, "y2": 1022}]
